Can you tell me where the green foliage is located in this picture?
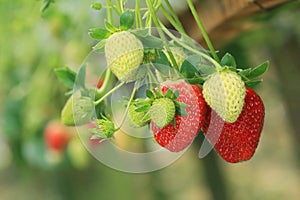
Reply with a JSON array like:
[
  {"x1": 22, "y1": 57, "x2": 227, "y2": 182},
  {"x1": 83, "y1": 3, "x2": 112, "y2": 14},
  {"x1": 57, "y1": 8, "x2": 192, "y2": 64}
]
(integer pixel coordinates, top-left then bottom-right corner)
[{"x1": 120, "y1": 11, "x2": 134, "y2": 30}]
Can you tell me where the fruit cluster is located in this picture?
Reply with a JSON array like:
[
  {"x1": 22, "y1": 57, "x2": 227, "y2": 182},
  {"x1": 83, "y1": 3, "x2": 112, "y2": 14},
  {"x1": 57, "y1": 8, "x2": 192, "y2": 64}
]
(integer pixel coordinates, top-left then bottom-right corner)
[{"x1": 55, "y1": 5, "x2": 268, "y2": 163}]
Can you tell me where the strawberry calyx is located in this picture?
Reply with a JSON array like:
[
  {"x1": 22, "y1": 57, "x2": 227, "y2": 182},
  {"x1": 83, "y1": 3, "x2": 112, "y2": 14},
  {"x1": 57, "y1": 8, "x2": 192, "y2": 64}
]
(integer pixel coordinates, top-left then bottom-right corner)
[
  {"x1": 128, "y1": 98, "x2": 151, "y2": 127},
  {"x1": 127, "y1": 87, "x2": 188, "y2": 129},
  {"x1": 89, "y1": 115, "x2": 117, "y2": 140}
]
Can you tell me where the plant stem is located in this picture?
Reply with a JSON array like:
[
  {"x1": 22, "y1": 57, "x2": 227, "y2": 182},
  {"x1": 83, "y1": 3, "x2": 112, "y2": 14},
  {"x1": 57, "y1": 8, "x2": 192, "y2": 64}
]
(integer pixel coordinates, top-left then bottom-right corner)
[
  {"x1": 186, "y1": 0, "x2": 220, "y2": 63},
  {"x1": 94, "y1": 81, "x2": 125, "y2": 106},
  {"x1": 164, "y1": 0, "x2": 185, "y2": 33},
  {"x1": 159, "y1": 22, "x2": 222, "y2": 70},
  {"x1": 116, "y1": 85, "x2": 137, "y2": 129},
  {"x1": 135, "y1": 0, "x2": 143, "y2": 28},
  {"x1": 106, "y1": 0, "x2": 122, "y2": 15},
  {"x1": 146, "y1": 0, "x2": 179, "y2": 71},
  {"x1": 160, "y1": 5, "x2": 185, "y2": 33},
  {"x1": 106, "y1": 0, "x2": 113, "y2": 23},
  {"x1": 115, "y1": 0, "x2": 124, "y2": 14},
  {"x1": 95, "y1": 69, "x2": 112, "y2": 99}
]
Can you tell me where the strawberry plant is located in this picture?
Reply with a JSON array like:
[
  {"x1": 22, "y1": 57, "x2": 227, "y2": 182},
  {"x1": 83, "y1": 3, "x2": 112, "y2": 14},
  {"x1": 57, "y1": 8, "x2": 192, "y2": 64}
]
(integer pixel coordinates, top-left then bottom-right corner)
[{"x1": 55, "y1": 0, "x2": 269, "y2": 165}]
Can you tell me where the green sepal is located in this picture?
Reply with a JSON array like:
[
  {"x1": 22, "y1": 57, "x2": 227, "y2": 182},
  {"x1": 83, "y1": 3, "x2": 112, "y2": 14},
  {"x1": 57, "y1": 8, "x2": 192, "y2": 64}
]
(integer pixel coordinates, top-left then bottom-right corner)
[
  {"x1": 92, "y1": 40, "x2": 106, "y2": 52},
  {"x1": 174, "y1": 101, "x2": 188, "y2": 116},
  {"x1": 120, "y1": 11, "x2": 134, "y2": 31},
  {"x1": 220, "y1": 53, "x2": 237, "y2": 68},
  {"x1": 105, "y1": 21, "x2": 119, "y2": 33},
  {"x1": 146, "y1": 89, "x2": 155, "y2": 99},
  {"x1": 247, "y1": 61, "x2": 269, "y2": 79},
  {"x1": 88, "y1": 28, "x2": 111, "y2": 40},
  {"x1": 90, "y1": 115, "x2": 116, "y2": 139},
  {"x1": 245, "y1": 79, "x2": 263, "y2": 88}
]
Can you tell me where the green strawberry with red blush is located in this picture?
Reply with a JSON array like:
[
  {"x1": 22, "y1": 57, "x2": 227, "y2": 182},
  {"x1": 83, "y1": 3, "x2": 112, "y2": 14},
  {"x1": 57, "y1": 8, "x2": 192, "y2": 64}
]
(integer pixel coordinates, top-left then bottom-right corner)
[
  {"x1": 151, "y1": 80, "x2": 208, "y2": 152},
  {"x1": 203, "y1": 87, "x2": 265, "y2": 163}
]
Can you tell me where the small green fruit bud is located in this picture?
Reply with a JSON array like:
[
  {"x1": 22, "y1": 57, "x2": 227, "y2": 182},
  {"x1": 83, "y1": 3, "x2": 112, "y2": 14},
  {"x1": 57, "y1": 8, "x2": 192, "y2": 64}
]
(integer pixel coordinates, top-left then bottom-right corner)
[{"x1": 61, "y1": 96, "x2": 94, "y2": 126}]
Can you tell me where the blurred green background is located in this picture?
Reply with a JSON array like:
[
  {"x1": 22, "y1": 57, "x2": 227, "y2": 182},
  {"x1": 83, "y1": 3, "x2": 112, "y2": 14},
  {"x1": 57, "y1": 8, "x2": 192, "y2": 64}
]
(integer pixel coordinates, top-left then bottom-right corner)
[{"x1": 1, "y1": 0, "x2": 300, "y2": 200}]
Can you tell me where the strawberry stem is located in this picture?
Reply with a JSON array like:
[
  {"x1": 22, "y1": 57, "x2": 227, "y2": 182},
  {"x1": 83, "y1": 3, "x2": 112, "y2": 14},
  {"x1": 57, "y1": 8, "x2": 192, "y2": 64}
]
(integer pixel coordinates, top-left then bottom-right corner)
[
  {"x1": 106, "y1": 0, "x2": 122, "y2": 16},
  {"x1": 106, "y1": 0, "x2": 113, "y2": 23},
  {"x1": 116, "y1": 85, "x2": 138, "y2": 130},
  {"x1": 164, "y1": 0, "x2": 185, "y2": 32},
  {"x1": 158, "y1": 22, "x2": 222, "y2": 70},
  {"x1": 160, "y1": 4, "x2": 185, "y2": 34},
  {"x1": 95, "y1": 68, "x2": 112, "y2": 99},
  {"x1": 94, "y1": 81, "x2": 125, "y2": 106},
  {"x1": 186, "y1": 0, "x2": 220, "y2": 63},
  {"x1": 146, "y1": 0, "x2": 179, "y2": 71},
  {"x1": 135, "y1": 0, "x2": 143, "y2": 28}
]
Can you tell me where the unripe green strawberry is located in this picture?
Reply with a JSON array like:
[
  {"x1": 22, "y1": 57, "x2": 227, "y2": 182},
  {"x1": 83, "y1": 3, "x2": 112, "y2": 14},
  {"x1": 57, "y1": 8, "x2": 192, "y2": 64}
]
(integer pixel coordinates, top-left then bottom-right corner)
[
  {"x1": 128, "y1": 102, "x2": 150, "y2": 127},
  {"x1": 150, "y1": 98, "x2": 175, "y2": 128},
  {"x1": 105, "y1": 31, "x2": 144, "y2": 82},
  {"x1": 61, "y1": 96, "x2": 94, "y2": 126},
  {"x1": 203, "y1": 70, "x2": 246, "y2": 123},
  {"x1": 164, "y1": 47, "x2": 187, "y2": 68}
]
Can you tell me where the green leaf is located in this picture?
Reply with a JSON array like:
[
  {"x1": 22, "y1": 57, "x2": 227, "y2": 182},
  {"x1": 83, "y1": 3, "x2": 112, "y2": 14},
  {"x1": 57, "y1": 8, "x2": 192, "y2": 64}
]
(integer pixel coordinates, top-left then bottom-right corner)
[
  {"x1": 248, "y1": 61, "x2": 269, "y2": 79},
  {"x1": 220, "y1": 53, "x2": 237, "y2": 68},
  {"x1": 245, "y1": 79, "x2": 262, "y2": 88},
  {"x1": 238, "y1": 68, "x2": 251, "y2": 79},
  {"x1": 88, "y1": 28, "x2": 111, "y2": 40},
  {"x1": 93, "y1": 40, "x2": 106, "y2": 52},
  {"x1": 91, "y1": 2, "x2": 102, "y2": 10},
  {"x1": 54, "y1": 67, "x2": 77, "y2": 88},
  {"x1": 131, "y1": 29, "x2": 148, "y2": 37},
  {"x1": 40, "y1": 0, "x2": 54, "y2": 12},
  {"x1": 146, "y1": 89, "x2": 155, "y2": 99},
  {"x1": 133, "y1": 34, "x2": 164, "y2": 49},
  {"x1": 105, "y1": 21, "x2": 119, "y2": 32},
  {"x1": 180, "y1": 59, "x2": 199, "y2": 79},
  {"x1": 75, "y1": 65, "x2": 86, "y2": 90},
  {"x1": 154, "y1": 50, "x2": 170, "y2": 66},
  {"x1": 120, "y1": 11, "x2": 134, "y2": 31},
  {"x1": 181, "y1": 55, "x2": 216, "y2": 77}
]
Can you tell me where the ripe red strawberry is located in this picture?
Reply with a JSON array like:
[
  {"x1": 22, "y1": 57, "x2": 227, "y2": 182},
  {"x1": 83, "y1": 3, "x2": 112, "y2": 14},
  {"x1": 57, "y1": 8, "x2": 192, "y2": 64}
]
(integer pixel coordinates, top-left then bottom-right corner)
[
  {"x1": 44, "y1": 121, "x2": 73, "y2": 152},
  {"x1": 203, "y1": 88, "x2": 265, "y2": 163},
  {"x1": 151, "y1": 80, "x2": 208, "y2": 152}
]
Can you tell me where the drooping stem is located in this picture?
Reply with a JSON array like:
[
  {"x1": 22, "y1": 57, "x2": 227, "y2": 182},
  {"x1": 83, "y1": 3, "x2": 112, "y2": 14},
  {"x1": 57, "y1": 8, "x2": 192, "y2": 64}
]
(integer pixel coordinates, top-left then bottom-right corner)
[
  {"x1": 135, "y1": 0, "x2": 143, "y2": 28},
  {"x1": 94, "y1": 81, "x2": 125, "y2": 106},
  {"x1": 186, "y1": 0, "x2": 220, "y2": 63},
  {"x1": 106, "y1": 0, "x2": 122, "y2": 15},
  {"x1": 116, "y1": 85, "x2": 137, "y2": 129},
  {"x1": 95, "y1": 69, "x2": 113, "y2": 99},
  {"x1": 160, "y1": 5, "x2": 185, "y2": 33},
  {"x1": 115, "y1": 0, "x2": 124, "y2": 14},
  {"x1": 106, "y1": 0, "x2": 113, "y2": 23},
  {"x1": 146, "y1": 0, "x2": 179, "y2": 71},
  {"x1": 163, "y1": 0, "x2": 185, "y2": 33},
  {"x1": 159, "y1": 21, "x2": 222, "y2": 70}
]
